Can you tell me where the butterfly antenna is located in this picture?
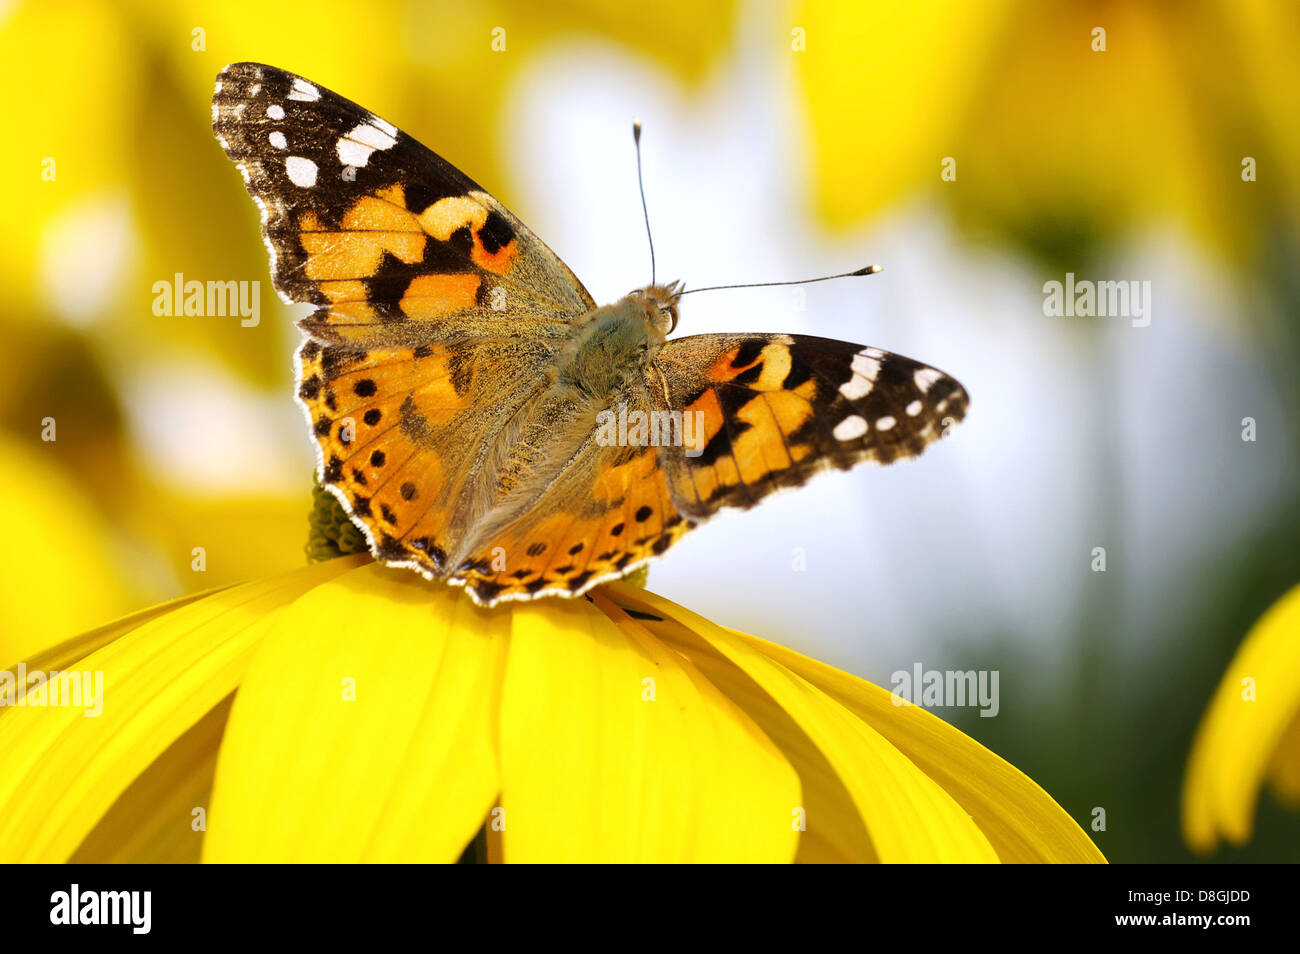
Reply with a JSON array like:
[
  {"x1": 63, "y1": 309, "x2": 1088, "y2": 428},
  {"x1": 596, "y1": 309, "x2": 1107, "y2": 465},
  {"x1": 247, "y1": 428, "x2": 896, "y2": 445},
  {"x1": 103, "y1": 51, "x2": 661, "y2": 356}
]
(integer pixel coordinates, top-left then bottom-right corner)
[
  {"x1": 633, "y1": 119, "x2": 656, "y2": 285},
  {"x1": 680, "y1": 264, "x2": 883, "y2": 296}
]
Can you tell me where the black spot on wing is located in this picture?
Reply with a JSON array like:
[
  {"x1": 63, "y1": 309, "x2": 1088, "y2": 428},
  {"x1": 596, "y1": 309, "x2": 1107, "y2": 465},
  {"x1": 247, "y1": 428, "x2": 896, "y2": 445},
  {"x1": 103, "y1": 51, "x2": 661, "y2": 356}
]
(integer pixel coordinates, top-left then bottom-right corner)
[
  {"x1": 731, "y1": 338, "x2": 766, "y2": 369},
  {"x1": 568, "y1": 570, "x2": 595, "y2": 592},
  {"x1": 478, "y1": 210, "x2": 515, "y2": 254},
  {"x1": 780, "y1": 357, "x2": 815, "y2": 390},
  {"x1": 374, "y1": 533, "x2": 406, "y2": 562},
  {"x1": 472, "y1": 579, "x2": 506, "y2": 603},
  {"x1": 409, "y1": 537, "x2": 445, "y2": 570},
  {"x1": 693, "y1": 382, "x2": 757, "y2": 467}
]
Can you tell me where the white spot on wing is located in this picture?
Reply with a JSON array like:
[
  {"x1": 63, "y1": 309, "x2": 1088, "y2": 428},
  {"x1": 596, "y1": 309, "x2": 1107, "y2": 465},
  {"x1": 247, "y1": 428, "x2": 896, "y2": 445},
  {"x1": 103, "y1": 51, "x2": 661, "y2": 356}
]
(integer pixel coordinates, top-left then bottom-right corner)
[
  {"x1": 336, "y1": 139, "x2": 372, "y2": 168},
  {"x1": 369, "y1": 115, "x2": 398, "y2": 137},
  {"x1": 876, "y1": 415, "x2": 896, "y2": 431},
  {"x1": 839, "y1": 349, "x2": 881, "y2": 400},
  {"x1": 285, "y1": 156, "x2": 318, "y2": 187},
  {"x1": 833, "y1": 415, "x2": 868, "y2": 441},
  {"x1": 268, "y1": 131, "x2": 287, "y2": 150},
  {"x1": 336, "y1": 121, "x2": 398, "y2": 168},
  {"x1": 906, "y1": 400, "x2": 923, "y2": 416},
  {"x1": 351, "y1": 122, "x2": 397, "y2": 151},
  {"x1": 267, "y1": 104, "x2": 285, "y2": 120},
  {"x1": 914, "y1": 367, "x2": 943, "y2": 393},
  {"x1": 288, "y1": 78, "x2": 320, "y2": 102}
]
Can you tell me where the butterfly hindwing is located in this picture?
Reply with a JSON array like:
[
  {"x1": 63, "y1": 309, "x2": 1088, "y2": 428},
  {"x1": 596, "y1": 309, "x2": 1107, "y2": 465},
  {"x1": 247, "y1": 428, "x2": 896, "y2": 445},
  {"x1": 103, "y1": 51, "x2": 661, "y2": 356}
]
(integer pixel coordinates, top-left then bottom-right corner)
[
  {"x1": 450, "y1": 437, "x2": 693, "y2": 605},
  {"x1": 298, "y1": 335, "x2": 555, "y2": 577},
  {"x1": 651, "y1": 333, "x2": 969, "y2": 518},
  {"x1": 212, "y1": 62, "x2": 594, "y2": 347}
]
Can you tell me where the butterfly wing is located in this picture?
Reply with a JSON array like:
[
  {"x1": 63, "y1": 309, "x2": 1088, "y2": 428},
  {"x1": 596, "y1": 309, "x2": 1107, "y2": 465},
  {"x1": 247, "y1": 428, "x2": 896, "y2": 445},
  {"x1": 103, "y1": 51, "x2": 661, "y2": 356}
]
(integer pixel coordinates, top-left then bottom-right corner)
[
  {"x1": 436, "y1": 329, "x2": 970, "y2": 605},
  {"x1": 297, "y1": 335, "x2": 568, "y2": 579},
  {"x1": 212, "y1": 62, "x2": 595, "y2": 347},
  {"x1": 650, "y1": 333, "x2": 969, "y2": 518},
  {"x1": 214, "y1": 62, "x2": 605, "y2": 583},
  {"x1": 447, "y1": 434, "x2": 693, "y2": 606}
]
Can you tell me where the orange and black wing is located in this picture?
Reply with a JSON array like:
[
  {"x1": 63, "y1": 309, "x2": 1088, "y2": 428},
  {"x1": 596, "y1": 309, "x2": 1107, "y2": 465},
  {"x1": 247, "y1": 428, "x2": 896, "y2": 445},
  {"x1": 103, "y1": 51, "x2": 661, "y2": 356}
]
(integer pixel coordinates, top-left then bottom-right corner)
[
  {"x1": 651, "y1": 333, "x2": 969, "y2": 518},
  {"x1": 212, "y1": 61, "x2": 595, "y2": 348}
]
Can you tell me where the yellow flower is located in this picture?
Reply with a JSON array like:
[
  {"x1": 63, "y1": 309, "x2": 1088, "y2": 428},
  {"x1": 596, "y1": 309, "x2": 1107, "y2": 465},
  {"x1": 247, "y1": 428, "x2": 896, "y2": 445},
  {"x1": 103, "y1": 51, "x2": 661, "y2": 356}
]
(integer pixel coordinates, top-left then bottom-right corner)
[
  {"x1": 1184, "y1": 583, "x2": 1300, "y2": 852},
  {"x1": 0, "y1": 557, "x2": 1102, "y2": 863},
  {"x1": 0, "y1": 434, "x2": 141, "y2": 663},
  {"x1": 796, "y1": 0, "x2": 1300, "y2": 267}
]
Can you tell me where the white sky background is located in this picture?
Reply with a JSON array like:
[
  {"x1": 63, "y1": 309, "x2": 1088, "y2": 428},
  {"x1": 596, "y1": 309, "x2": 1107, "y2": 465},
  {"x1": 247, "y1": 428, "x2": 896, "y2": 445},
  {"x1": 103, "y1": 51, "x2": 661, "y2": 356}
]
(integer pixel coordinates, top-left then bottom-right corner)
[{"x1": 497, "y1": 22, "x2": 1298, "y2": 683}]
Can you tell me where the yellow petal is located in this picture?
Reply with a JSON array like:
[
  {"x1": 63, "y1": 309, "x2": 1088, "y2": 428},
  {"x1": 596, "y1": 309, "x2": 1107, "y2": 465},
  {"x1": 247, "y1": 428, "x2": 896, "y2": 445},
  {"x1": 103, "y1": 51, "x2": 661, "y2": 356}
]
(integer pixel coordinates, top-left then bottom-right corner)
[
  {"x1": 72, "y1": 694, "x2": 234, "y2": 863},
  {"x1": 603, "y1": 583, "x2": 999, "y2": 863},
  {"x1": 1267, "y1": 707, "x2": 1300, "y2": 806},
  {"x1": 729, "y1": 627, "x2": 1103, "y2": 863},
  {"x1": 1184, "y1": 583, "x2": 1300, "y2": 851},
  {"x1": 13, "y1": 585, "x2": 224, "y2": 675},
  {"x1": 204, "y1": 563, "x2": 507, "y2": 862},
  {"x1": 607, "y1": 595, "x2": 876, "y2": 862},
  {"x1": 499, "y1": 591, "x2": 799, "y2": 862},
  {"x1": 0, "y1": 555, "x2": 366, "y2": 862}
]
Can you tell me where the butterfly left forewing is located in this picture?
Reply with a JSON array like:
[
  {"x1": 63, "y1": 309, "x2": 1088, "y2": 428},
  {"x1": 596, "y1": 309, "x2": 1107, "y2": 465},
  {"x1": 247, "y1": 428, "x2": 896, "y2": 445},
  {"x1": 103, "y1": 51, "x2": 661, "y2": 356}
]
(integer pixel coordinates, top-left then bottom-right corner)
[
  {"x1": 212, "y1": 62, "x2": 595, "y2": 347},
  {"x1": 650, "y1": 332, "x2": 968, "y2": 519}
]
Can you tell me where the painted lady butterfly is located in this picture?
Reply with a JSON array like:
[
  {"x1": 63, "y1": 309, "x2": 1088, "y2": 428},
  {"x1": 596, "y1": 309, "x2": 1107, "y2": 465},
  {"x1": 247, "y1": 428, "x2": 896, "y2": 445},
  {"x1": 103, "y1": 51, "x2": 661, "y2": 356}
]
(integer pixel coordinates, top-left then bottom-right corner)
[{"x1": 212, "y1": 63, "x2": 968, "y2": 606}]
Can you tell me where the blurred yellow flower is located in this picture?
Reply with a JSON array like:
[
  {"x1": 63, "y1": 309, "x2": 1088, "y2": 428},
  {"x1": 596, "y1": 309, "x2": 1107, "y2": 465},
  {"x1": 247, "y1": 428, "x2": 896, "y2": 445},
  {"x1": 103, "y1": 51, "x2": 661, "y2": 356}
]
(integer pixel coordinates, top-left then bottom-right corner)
[
  {"x1": 796, "y1": 0, "x2": 1300, "y2": 267},
  {"x1": 1184, "y1": 583, "x2": 1300, "y2": 852},
  {"x1": 0, "y1": 434, "x2": 141, "y2": 664},
  {"x1": 0, "y1": 558, "x2": 1103, "y2": 863}
]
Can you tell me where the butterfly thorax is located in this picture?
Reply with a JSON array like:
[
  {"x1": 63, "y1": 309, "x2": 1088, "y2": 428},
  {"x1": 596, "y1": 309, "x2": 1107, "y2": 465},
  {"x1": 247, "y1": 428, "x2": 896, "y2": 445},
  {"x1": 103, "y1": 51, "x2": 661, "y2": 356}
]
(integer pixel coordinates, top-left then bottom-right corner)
[{"x1": 558, "y1": 283, "x2": 680, "y2": 398}]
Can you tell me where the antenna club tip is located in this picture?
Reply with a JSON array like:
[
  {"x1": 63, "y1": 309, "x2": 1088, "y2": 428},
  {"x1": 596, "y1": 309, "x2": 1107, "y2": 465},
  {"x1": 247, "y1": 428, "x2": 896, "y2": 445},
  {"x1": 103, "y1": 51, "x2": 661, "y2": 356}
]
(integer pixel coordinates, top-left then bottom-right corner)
[
  {"x1": 632, "y1": 118, "x2": 643, "y2": 142},
  {"x1": 855, "y1": 264, "x2": 883, "y2": 275}
]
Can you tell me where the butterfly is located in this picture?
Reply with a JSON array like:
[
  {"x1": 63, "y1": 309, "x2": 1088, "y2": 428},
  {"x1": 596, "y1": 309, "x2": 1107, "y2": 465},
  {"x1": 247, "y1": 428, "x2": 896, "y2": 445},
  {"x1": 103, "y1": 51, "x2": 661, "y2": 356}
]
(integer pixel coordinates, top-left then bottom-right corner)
[{"x1": 212, "y1": 63, "x2": 969, "y2": 607}]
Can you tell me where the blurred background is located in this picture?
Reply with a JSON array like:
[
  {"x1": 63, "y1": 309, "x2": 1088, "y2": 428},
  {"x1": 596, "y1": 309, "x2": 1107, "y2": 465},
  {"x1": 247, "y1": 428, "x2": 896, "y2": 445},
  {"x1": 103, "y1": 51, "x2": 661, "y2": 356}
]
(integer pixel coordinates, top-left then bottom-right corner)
[{"x1": 2, "y1": 0, "x2": 1298, "y2": 862}]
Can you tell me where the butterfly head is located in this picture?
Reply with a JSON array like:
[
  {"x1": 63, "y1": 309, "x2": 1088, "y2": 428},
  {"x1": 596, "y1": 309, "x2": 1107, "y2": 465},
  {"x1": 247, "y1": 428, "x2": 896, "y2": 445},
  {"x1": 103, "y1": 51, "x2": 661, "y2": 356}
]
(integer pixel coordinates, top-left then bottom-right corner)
[{"x1": 629, "y1": 281, "x2": 683, "y2": 336}]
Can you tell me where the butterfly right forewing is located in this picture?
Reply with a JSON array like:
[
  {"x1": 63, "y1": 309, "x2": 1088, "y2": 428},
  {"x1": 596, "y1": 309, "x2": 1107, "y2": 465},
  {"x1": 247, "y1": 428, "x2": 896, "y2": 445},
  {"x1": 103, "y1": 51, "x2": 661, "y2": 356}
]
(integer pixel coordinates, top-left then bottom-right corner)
[{"x1": 650, "y1": 332, "x2": 969, "y2": 519}]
